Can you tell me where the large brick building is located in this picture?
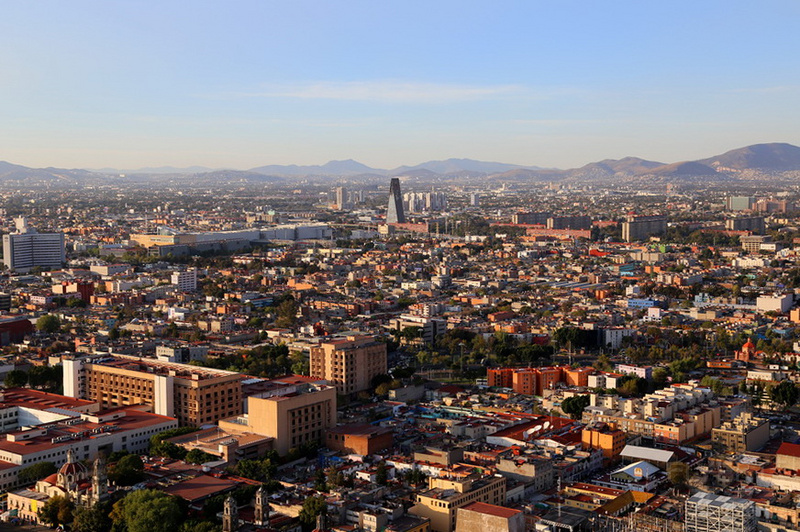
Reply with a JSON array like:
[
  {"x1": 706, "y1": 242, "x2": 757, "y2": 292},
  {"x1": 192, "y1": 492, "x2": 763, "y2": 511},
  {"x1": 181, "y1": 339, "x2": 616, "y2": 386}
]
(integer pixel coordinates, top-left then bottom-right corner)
[
  {"x1": 310, "y1": 335, "x2": 387, "y2": 395},
  {"x1": 63, "y1": 355, "x2": 242, "y2": 426}
]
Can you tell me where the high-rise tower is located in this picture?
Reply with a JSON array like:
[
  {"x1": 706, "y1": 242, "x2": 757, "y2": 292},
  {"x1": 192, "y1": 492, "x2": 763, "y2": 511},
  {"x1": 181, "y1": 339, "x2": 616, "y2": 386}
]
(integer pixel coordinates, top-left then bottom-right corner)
[{"x1": 387, "y1": 178, "x2": 405, "y2": 224}]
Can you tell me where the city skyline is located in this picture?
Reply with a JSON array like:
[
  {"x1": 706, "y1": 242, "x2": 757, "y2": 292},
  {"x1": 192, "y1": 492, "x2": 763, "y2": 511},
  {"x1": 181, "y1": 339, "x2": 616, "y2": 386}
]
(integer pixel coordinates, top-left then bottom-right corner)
[{"x1": 2, "y1": 1, "x2": 800, "y2": 170}]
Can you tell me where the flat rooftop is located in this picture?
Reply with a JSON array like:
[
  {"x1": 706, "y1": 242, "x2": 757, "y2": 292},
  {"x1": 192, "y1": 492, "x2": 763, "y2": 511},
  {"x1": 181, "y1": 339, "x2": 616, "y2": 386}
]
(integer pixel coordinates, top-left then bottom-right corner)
[
  {"x1": 0, "y1": 408, "x2": 175, "y2": 457},
  {"x1": 1, "y1": 388, "x2": 96, "y2": 411},
  {"x1": 85, "y1": 355, "x2": 241, "y2": 380}
]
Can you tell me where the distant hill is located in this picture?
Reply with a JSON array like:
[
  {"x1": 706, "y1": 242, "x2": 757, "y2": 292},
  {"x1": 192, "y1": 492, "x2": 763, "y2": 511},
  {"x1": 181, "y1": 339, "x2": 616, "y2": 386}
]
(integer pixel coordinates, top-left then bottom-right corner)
[
  {"x1": 569, "y1": 157, "x2": 665, "y2": 179},
  {"x1": 698, "y1": 142, "x2": 800, "y2": 171},
  {"x1": 495, "y1": 168, "x2": 565, "y2": 181},
  {"x1": 94, "y1": 165, "x2": 216, "y2": 174},
  {"x1": 642, "y1": 161, "x2": 720, "y2": 177},
  {"x1": 391, "y1": 158, "x2": 530, "y2": 176},
  {"x1": 3, "y1": 142, "x2": 800, "y2": 187},
  {"x1": 0, "y1": 162, "x2": 107, "y2": 184},
  {"x1": 249, "y1": 159, "x2": 379, "y2": 176}
]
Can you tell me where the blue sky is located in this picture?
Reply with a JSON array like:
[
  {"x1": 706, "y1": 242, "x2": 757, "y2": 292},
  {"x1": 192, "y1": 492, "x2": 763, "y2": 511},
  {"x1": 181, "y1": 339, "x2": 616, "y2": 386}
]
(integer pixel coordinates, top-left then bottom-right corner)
[{"x1": 1, "y1": 1, "x2": 799, "y2": 169}]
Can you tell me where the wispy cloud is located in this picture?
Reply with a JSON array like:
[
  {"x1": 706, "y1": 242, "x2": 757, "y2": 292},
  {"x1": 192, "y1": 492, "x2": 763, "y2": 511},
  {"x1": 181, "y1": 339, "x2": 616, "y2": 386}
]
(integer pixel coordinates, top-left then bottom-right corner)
[{"x1": 220, "y1": 80, "x2": 525, "y2": 103}]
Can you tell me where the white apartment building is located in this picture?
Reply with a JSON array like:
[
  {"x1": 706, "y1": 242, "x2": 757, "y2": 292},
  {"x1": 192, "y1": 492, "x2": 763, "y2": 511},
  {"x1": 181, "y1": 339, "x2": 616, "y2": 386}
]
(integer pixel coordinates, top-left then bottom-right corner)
[{"x1": 3, "y1": 218, "x2": 65, "y2": 273}]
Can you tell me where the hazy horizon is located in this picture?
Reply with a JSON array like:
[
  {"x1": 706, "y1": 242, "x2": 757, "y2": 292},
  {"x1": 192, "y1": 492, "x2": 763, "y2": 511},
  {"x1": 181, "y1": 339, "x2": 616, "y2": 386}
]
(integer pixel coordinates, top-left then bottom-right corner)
[{"x1": 2, "y1": 1, "x2": 799, "y2": 170}]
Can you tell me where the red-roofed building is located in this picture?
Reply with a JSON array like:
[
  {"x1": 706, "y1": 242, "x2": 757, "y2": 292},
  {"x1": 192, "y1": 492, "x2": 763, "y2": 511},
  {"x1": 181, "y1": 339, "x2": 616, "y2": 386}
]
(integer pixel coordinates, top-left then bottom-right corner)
[
  {"x1": 162, "y1": 474, "x2": 239, "y2": 506},
  {"x1": 777, "y1": 442, "x2": 800, "y2": 472},
  {"x1": 456, "y1": 502, "x2": 524, "y2": 532}
]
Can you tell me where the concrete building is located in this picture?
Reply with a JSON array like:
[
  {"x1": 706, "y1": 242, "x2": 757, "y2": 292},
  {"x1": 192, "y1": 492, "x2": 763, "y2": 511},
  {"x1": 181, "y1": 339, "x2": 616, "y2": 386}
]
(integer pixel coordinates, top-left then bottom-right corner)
[
  {"x1": 171, "y1": 268, "x2": 198, "y2": 291},
  {"x1": 63, "y1": 355, "x2": 242, "y2": 426},
  {"x1": 155, "y1": 344, "x2": 209, "y2": 364},
  {"x1": 685, "y1": 491, "x2": 756, "y2": 532},
  {"x1": 410, "y1": 475, "x2": 506, "y2": 532},
  {"x1": 727, "y1": 196, "x2": 755, "y2": 211},
  {"x1": 615, "y1": 364, "x2": 652, "y2": 379},
  {"x1": 325, "y1": 423, "x2": 393, "y2": 456},
  {"x1": 3, "y1": 218, "x2": 65, "y2": 273},
  {"x1": 621, "y1": 215, "x2": 667, "y2": 243},
  {"x1": 387, "y1": 178, "x2": 406, "y2": 224},
  {"x1": 496, "y1": 455, "x2": 554, "y2": 493},
  {"x1": 740, "y1": 235, "x2": 771, "y2": 253},
  {"x1": 456, "y1": 502, "x2": 524, "y2": 532},
  {"x1": 725, "y1": 216, "x2": 765, "y2": 234},
  {"x1": 756, "y1": 293, "x2": 794, "y2": 314},
  {"x1": 219, "y1": 380, "x2": 336, "y2": 455},
  {"x1": 711, "y1": 412, "x2": 770, "y2": 453},
  {"x1": 335, "y1": 186, "x2": 348, "y2": 210},
  {"x1": 511, "y1": 212, "x2": 550, "y2": 225},
  {"x1": 547, "y1": 215, "x2": 591, "y2": 230},
  {"x1": 310, "y1": 335, "x2": 387, "y2": 395}
]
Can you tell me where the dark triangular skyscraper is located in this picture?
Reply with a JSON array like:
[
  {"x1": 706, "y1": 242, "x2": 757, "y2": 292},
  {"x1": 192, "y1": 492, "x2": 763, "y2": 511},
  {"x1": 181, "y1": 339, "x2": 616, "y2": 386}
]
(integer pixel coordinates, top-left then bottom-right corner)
[{"x1": 387, "y1": 177, "x2": 405, "y2": 223}]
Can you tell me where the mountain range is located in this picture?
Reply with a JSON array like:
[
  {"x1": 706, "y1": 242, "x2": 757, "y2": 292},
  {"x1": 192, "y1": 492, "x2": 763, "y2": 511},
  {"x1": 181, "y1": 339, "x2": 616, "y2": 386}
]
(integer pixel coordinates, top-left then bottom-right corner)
[{"x1": 3, "y1": 143, "x2": 800, "y2": 185}]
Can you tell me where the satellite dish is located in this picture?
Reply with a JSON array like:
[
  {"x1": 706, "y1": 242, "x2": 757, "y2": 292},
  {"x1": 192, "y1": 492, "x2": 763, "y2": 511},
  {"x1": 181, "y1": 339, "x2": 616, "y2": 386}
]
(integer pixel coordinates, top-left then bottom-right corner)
[
  {"x1": 543, "y1": 421, "x2": 551, "y2": 430},
  {"x1": 533, "y1": 425, "x2": 542, "y2": 433}
]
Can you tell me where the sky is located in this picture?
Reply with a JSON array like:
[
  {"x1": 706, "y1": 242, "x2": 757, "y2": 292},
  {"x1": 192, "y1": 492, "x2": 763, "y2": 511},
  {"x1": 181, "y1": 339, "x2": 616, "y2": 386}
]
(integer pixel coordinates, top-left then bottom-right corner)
[{"x1": 2, "y1": 1, "x2": 800, "y2": 170}]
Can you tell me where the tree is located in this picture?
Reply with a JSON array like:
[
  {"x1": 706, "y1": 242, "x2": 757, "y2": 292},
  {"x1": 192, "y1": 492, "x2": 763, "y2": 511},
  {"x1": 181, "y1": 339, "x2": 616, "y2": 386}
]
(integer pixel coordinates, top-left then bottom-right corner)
[
  {"x1": 72, "y1": 502, "x2": 112, "y2": 532},
  {"x1": 561, "y1": 395, "x2": 590, "y2": 419},
  {"x1": 111, "y1": 489, "x2": 183, "y2": 532},
  {"x1": 667, "y1": 462, "x2": 690, "y2": 488},
  {"x1": 37, "y1": 314, "x2": 61, "y2": 333},
  {"x1": 233, "y1": 457, "x2": 276, "y2": 482},
  {"x1": 39, "y1": 495, "x2": 74, "y2": 527},
  {"x1": 299, "y1": 496, "x2": 327, "y2": 529},
  {"x1": 185, "y1": 448, "x2": 216, "y2": 465},
  {"x1": 325, "y1": 466, "x2": 345, "y2": 488},
  {"x1": 108, "y1": 454, "x2": 144, "y2": 486},
  {"x1": 652, "y1": 367, "x2": 670, "y2": 389},
  {"x1": 313, "y1": 467, "x2": 328, "y2": 492},
  {"x1": 18, "y1": 461, "x2": 56, "y2": 484},
  {"x1": 4, "y1": 369, "x2": 28, "y2": 388},
  {"x1": 149, "y1": 426, "x2": 198, "y2": 458},
  {"x1": 375, "y1": 461, "x2": 389, "y2": 486},
  {"x1": 275, "y1": 298, "x2": 299, "y2": 328},
  {"x1": 593, "y1": 353, "x2": 613, "y2": 372},
  {"x1": 406, "y1": 468, "x2": 428, "y2": 487},
  {"x1": 770, "y1": 380, "x2": 799, "y2": 409},
  {"x1": 180, "y1": 521, "x2": 220, "y2": 532}
]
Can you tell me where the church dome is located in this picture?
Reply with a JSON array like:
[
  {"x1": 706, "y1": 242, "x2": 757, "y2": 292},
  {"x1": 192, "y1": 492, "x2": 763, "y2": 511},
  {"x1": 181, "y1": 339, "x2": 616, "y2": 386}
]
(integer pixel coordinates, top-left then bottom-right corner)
[
  {"x1": 58, "y1": 459, "x2": 88, "y2": 477},
  {"x1": 743, "y1": 338, "x2": 756, "y2": 350}
]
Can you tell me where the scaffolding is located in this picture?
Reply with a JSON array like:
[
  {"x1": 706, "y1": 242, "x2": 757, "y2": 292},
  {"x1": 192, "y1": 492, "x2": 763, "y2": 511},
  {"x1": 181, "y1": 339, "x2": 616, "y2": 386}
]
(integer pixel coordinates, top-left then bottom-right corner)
[{"x1": 684, "y1": 492, "x2": 756, "y2": 532}]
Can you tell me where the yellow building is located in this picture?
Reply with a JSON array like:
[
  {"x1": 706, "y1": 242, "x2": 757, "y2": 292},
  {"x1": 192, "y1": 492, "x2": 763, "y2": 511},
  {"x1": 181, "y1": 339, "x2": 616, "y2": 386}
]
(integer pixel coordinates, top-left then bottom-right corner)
[
  {"x1": 711, "y1": 412, "x2": 770, "y2": 452},
  {"x1": 409, "y1": 475, "x2": 506, "y2": 532},
  {"x1": 219, "y1": 382, "x2": 336, "y2": 455},
  {"x1": 310, "y1": 336, "x2": 387, "y2": 395}
]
